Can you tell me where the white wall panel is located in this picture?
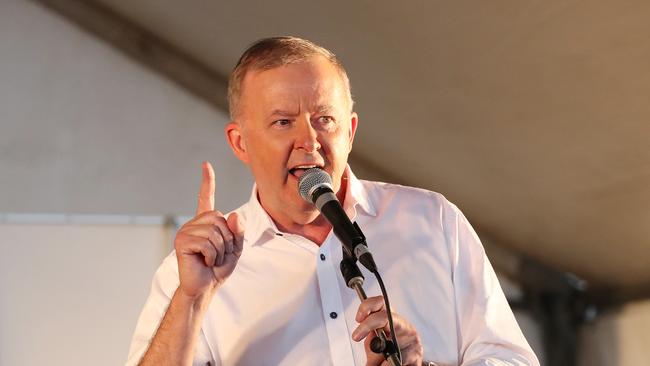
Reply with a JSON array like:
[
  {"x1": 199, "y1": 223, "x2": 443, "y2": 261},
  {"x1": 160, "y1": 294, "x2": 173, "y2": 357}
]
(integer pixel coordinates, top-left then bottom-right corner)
[{"x1": 0, "y1": 220, "x2": 171, "y2": 366}]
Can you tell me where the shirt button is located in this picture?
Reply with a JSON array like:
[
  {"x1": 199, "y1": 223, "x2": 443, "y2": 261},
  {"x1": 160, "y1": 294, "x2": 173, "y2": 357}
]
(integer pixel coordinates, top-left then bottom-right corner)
[
  {"x1": 320, "y1": 253, "x2": 326, "y2": 261},
  {"x1": 329, "y1": 312, "x2": 338, "y2": 319}
]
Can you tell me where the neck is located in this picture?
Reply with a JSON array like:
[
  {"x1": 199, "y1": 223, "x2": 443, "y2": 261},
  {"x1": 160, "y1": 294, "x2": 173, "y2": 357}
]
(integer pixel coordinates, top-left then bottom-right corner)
[
  {"x1": 265, "y1": 173, "x2": 349, "y2": 246},
  {"x1": 275, "y1": 214, "x2": 333, "y2": 245}
]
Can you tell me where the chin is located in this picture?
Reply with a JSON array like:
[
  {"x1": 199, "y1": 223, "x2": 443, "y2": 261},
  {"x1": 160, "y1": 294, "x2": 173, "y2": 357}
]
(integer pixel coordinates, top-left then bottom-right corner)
[
  {"x1": 299, "y1": 202, "x2": 320, "y2": 216},
  {"x1": 293, "y1": 203, "x2": 321, "y2": 223},
  {"x1": 302, "y1": 212, "x2": 323, "y2": 226}
]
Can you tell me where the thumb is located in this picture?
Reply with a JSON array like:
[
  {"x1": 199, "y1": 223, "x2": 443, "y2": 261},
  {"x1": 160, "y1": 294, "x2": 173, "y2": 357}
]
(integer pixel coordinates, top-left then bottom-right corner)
[{"x1": 227, "y1": 212, "x2": 245, "y2": 253}]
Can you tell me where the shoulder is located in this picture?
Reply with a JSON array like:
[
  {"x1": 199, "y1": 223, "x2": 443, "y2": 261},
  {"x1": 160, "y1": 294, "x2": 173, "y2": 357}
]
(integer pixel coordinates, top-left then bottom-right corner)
[
  {"x1": 360, "y1": 179, "x2": 459, "y2": 215},
  {"x1": 359, "y1": 179, "x2": 472, "y2": 249}
]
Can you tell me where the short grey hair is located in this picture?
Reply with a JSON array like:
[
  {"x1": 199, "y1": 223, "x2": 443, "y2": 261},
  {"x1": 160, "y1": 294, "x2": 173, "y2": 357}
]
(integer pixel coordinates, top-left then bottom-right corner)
[{"x1": 227, "y1": 36, "x2": 353, "y2": 119}]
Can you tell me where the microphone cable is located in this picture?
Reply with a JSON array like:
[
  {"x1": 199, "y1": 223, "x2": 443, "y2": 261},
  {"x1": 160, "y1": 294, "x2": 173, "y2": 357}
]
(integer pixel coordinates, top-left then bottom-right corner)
[{"x1": 372, "y1": 269, "x2": 402, "y2": 364}]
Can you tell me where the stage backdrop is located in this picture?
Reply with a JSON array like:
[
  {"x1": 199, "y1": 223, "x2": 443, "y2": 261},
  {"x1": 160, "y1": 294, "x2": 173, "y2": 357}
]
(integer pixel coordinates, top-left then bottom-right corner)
[{"x1": 0, "y1": 215, "x2": 172, "y2": 366}]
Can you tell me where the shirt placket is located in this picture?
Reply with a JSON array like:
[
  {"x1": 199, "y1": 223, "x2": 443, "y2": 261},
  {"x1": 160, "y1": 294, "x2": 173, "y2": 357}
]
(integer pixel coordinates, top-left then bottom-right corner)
[{"x1": 315, "y1": 237, "x2": 356, "y2": 365}]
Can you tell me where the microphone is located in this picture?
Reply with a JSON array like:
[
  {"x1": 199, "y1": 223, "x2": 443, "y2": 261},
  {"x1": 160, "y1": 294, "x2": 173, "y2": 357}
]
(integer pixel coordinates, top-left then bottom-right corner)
[{"x1": 298, "y1": 168, "x2": 377, "y2": 272}]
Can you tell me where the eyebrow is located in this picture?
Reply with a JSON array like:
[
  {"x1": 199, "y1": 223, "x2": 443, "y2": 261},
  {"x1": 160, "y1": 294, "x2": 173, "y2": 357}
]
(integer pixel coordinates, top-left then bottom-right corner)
[
  {"x1": 268, "y1": 105, "x2": 335, "y2": 118},
  {"x1": 315, "y1": 105, "x2": 334, "y2": 114},
  {"x1": 268, "y1": 109, "x2": 298, "y2": 118}
]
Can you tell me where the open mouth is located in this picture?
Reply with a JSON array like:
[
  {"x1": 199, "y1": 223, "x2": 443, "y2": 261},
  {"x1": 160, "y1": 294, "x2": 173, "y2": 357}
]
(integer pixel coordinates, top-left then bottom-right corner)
[{"x1": 289, "y1": 165, "x2": 322, "y2": 178}]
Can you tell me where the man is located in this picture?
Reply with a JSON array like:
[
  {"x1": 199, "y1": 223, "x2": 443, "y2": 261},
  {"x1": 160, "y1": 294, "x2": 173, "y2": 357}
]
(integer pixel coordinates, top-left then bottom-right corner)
[{"x1": 127, "y1": 36, "x2": 539, "y2": 366}]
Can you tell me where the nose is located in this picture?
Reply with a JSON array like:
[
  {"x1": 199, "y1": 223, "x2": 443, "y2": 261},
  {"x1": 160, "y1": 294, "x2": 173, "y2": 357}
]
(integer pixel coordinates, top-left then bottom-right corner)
[{"x1": 294, "y1": 117, "x2": 321, "y2": 152}]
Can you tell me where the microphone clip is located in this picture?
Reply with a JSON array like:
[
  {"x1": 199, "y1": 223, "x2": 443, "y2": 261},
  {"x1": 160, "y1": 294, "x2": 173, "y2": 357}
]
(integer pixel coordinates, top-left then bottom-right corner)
[{"x1": 349, "y1": 221, "x2": 377, "y2": 272}]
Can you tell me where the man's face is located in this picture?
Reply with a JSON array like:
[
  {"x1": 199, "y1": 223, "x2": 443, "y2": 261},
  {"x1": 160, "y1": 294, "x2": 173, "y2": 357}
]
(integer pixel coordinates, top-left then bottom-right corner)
[{"x1": 226, "y1": 56, "x2": 358, "y2": 225}]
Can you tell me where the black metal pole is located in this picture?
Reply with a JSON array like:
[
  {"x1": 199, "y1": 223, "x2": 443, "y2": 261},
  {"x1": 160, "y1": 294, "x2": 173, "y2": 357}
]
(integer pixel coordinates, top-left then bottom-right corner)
[{"x1": 340, "y1": 254, "x2": 401, "y2": 366}]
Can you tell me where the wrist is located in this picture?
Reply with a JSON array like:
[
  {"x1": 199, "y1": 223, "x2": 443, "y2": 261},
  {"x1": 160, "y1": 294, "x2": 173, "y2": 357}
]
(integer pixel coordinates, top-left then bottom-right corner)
[{"x1": 175, "y1": 286, "x2": 216, "y2": 313}]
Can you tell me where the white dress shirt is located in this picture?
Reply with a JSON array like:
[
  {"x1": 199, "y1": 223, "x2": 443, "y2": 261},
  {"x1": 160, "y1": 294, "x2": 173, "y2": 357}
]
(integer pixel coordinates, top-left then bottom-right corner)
[{"x1": 126, "y1": 168, "x2": 539, "y2": 366}]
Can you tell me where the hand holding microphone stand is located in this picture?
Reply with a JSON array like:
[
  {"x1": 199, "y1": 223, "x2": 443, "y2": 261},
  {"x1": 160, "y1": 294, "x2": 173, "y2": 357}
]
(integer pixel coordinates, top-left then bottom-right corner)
[
  {"x1": 340, "y1": 229, "x2": 402, "y2": 366},
  {"x1": 298, "y1": 169, "x2": 402, "y2": 366}
]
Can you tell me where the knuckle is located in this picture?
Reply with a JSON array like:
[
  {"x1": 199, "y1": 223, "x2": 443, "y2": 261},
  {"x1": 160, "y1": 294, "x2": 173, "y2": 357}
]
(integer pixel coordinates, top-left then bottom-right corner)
[
  {"x1": 215, "y1": 217, "x2": 228, "y2": 228},
  {"x1": 221, "y1": 231, "x2": 232, "y2": 243},
  {"x1": 179, "y1": 223, "x2": 195, "y2": 232},
  {"x1": 197, "y1": 238, "x2": 208, "y2": 248},
  {"x1": 179, "y1": 221, "x2": 193, "y2": 231},
  {"x1": 415, "y1": 333, "x2": 422, "y2": 345},
  {"x1": 209, "y1": 225, "x2": 223, "y2": 244},
  {"x1": 212, "y1": 234, "x2": 225, "y2": 249},
  {"x1": 212, "y1": 230, "x2": 225, "y2": 245},
  {"x1": 222, "y1": 229, "x2": 234, "y2": 242},
  {"x1": 200, "y1": 211, "x2": 219, "y2": 221},
  {"x1": 199, "y1": 211, "x2": 214, "y2": 221},
  {"x1": 371, "y1": 295, "x2": 383, "y2": 303},
  {"x1": 173, "y1": 233, "x2": 187, "y2": 248},
  {"x1": 360, "y1": 300, "x2": 370, "y2": 312},
  {"x1": 210, "y1": 227, "x2": 221, "y2": 239},
  {"x1": 195, "y1": 210, "x2": 210, "y2": 219}
]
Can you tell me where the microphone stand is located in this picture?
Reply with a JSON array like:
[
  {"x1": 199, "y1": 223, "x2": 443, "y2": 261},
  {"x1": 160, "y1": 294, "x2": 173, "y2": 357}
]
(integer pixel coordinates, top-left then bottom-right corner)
[{"x1": 340, "y1": 250, "x2": 401, "y2": 366}]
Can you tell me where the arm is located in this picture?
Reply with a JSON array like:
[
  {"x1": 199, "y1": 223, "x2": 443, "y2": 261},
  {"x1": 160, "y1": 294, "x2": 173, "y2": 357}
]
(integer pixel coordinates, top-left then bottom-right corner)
[
  {"x1": 127, "y1": 162, "x2": 244, "y2": 366},
  {"x1": 138, "y1": 289, "x2": 214, "y2": 365},
  {"x1": 349, "y1": 195, "x2": 537, "y2": 366},
  {"x1": 445, "y1": 202, "x2": 539, "y2": 366}
]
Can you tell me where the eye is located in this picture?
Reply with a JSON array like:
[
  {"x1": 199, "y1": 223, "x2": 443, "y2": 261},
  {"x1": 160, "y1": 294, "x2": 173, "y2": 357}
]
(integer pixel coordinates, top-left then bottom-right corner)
[
  {"x1": 272, "y1": 119, "x2": 291, "y2": 127},
  {"x1": 316, "y1": 116, "x2": 335, "y2": 126}
]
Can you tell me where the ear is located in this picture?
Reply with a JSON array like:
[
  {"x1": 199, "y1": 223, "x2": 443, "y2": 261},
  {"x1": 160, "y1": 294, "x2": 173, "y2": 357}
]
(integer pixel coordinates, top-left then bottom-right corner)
[
  {"x1": 225, "y1": 121, "x2": 249, "y2": 164},
  {"x1": 347, "y1": 112, "x2": 359, "y2": 153}
]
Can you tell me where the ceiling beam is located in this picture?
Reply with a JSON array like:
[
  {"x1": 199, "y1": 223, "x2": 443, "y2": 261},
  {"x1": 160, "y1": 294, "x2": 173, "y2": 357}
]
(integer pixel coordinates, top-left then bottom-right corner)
[{"x1": 31, "y1": 0, "x2": 229, "y2": 112}]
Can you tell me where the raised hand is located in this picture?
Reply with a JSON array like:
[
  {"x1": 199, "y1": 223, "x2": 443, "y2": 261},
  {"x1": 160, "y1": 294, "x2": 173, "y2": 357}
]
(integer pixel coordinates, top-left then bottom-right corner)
[{"x1": 174, "y1": 161, "x2": 245, "y2": 299}]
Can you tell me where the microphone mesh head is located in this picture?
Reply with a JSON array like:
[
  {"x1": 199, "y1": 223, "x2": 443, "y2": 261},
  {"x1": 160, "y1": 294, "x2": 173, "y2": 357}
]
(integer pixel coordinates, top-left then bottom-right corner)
[{"x1": 298, "y1": 168, "x2": 333, "y2": 202}]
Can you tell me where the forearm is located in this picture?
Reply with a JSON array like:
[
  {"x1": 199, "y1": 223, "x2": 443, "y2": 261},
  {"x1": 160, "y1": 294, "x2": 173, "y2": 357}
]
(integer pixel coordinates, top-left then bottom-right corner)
[{"x1": 138, "y1": 288, "x2": 214, "y2": 366}]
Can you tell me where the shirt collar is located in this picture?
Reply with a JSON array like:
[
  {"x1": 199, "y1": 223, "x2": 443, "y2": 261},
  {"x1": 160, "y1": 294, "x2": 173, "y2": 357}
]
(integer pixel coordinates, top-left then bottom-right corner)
[
  {"x1": 342, "y1": 165, "x2": 377, "y2": 219},
  {"x1": 242, "y1": 165, "x2": 377, "y2": 247}
]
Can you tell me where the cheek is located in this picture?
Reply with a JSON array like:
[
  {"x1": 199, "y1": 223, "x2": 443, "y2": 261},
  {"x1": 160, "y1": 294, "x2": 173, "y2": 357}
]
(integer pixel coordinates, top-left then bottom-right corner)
[
  {"x1": 329, "y1": 133, "x2": 353, "y2": 157},
  {"x1": 248, "y1": 135, "x2": 292, "y2": 167}
]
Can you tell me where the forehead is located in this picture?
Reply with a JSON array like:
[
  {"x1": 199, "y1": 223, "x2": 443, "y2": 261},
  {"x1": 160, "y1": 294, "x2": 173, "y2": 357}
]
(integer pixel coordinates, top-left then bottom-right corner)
[{"x1": 239, "y1": 56, "x2": 348, "y2": 115}]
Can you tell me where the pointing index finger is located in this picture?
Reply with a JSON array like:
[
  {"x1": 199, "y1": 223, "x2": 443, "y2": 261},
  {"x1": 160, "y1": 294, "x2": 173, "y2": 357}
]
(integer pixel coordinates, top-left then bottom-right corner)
[{"x1": 196, "y1": 161, "x2": 215, "y2": 215}]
